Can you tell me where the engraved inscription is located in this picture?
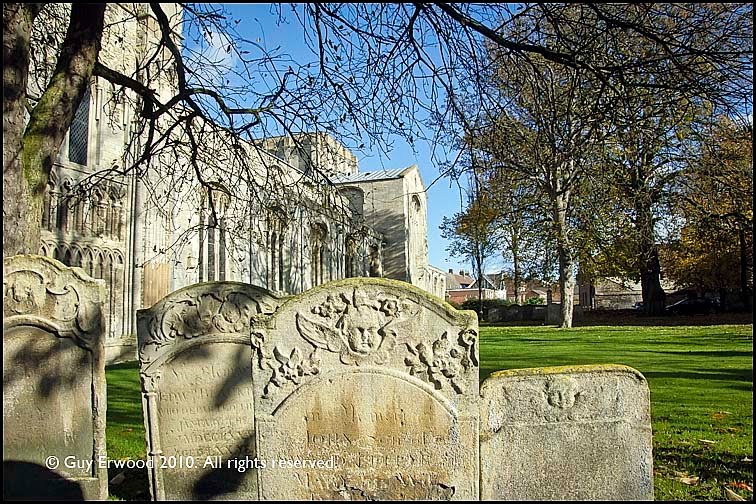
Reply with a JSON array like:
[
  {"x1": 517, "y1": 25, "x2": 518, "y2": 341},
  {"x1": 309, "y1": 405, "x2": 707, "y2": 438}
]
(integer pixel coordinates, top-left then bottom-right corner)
[
  {"x1": 155, "y1": 343, "x2": 257, "y2": 499},
  {"x1": 257, "y1": 372, "x2": 477, "y2": 500}
]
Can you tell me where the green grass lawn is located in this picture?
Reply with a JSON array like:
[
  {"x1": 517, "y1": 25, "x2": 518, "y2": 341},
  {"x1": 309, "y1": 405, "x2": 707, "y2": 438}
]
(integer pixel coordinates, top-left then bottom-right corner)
[
  {"x1": 479, "y1": 324, "x2": 753, "y2": 501},
  {"x1": 106, "y1": 323, "x2": 753, "y2": 500}
]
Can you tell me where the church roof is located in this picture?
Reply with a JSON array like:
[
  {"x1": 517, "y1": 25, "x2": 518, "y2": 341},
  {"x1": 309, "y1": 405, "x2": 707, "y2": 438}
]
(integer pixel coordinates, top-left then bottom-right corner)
[{"x1": 331, "y1": 168, "x2": 408, "y2": 184}]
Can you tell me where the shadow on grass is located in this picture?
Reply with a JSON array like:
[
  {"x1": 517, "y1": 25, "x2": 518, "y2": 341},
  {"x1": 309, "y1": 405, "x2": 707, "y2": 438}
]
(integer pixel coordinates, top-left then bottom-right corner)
[
  {"x1": 643, "y1": 369, "x2": 753, "y2": 383},
  {"x1": 637, "y1": 350, "x2": 753, "y2": 358},
  {"x1": 574, "y1": 311, "x2": 753, "y2": 327},
  {"x1": 107, "y1": 466, "x2": 149, "y2": 501},
  {"x1": 654, "y1": 445, "x2": 753, "y2": 500}
]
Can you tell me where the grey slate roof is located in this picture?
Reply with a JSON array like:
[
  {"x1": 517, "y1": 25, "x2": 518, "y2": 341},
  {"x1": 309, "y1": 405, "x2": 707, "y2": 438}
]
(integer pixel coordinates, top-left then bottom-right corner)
[{"x1": 331, "y1": 168, "x2": 407, "y2": 184}]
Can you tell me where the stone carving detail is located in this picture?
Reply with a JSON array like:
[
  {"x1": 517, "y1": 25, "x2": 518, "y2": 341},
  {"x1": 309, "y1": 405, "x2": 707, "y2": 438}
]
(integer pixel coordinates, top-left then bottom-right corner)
[
  {"x1": 295, "y1": 289, "x2": 420, "y2": 366},
  {"x1": 260, "y1": 346, "x2": 321, "y2": 397},
  {"x1": 138, "y1": 283, "x2": 280, "y2": 365},
  {"x1": 290, "y1": 288, "x2": 477, "y2": 394},
  {"x1": 479, "y1": 365, "x2": 654, "y2": 500},
  {"x1": 253, "y1": 278, "x2": 481, "y2": 500},
  {"x1": 139, "y1": 371, "x2": 161, "y2": 393},
  {"x1": 405, "y1": 328, "x2": 478, "y2": 393},
  {"x1": 3, "y1": 254, "x2": 108, "y2": 500},
  {"x1": 545, "y1": 376, "x2": 580, "y2": 406},
  {"x1": 3, "y1": 256, "x2": 104, "y2": 349}
]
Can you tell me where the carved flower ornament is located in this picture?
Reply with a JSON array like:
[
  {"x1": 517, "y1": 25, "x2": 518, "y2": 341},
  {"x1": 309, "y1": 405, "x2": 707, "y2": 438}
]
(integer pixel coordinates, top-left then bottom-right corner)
[
  {"x1": 152, "y1": 292, "x2": 254, "y2": 344},
  {"x1": 263, "y1": 346, "x2": 321, "y2": 396},
  {"x1": 405, "y1": 330, "x2": 477, "y2": 393}
]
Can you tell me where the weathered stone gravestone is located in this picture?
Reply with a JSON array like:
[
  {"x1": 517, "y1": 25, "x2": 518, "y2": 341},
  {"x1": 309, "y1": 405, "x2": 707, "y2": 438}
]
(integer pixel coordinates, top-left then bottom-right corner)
[
  {"x1": 137, "y1": 282, "x2": 282, "y2": 500},
  {"x1": 480, "y1": 365, "x2": 654, "y2": 501},
  {"x1": 252, "y1": 278, "x2": 480, "y2": 500},
  {"x1": 3, "y1": 255, "x2": 108, "y2": 500}
]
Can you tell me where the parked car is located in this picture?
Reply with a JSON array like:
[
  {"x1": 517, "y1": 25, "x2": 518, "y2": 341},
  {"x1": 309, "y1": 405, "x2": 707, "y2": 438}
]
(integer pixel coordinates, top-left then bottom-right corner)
[{"x1": 666, "y1": 297, "x2": 716, "y2": 315}]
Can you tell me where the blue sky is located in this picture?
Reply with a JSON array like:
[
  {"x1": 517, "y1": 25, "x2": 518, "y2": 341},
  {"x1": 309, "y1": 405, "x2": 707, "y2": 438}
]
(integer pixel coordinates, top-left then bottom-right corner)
[{"x1": 190, "y1": 3, "x2": 493, "y2": 275}]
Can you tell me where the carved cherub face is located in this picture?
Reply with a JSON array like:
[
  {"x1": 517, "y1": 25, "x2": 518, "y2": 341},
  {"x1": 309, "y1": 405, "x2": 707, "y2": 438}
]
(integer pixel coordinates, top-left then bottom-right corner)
[
  {"x1": 343, "y1": 304, "x2": 382, "y2": 355},
  {"x1": 545, "y1": 377, "x2": 578, "y2": 409}
]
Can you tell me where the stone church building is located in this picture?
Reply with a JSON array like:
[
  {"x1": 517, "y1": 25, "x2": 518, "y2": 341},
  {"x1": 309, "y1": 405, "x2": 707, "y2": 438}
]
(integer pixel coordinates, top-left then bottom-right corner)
[{"x1": 33, "y1": 4, "x2": 446, "y2": 362}]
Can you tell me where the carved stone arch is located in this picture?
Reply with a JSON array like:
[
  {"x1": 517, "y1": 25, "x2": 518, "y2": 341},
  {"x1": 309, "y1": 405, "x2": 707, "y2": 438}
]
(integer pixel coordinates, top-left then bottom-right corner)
[
  {"x1": 42, "y1": 180, "x2": 55, "y2": 231},
  {"x1": 310, "y1": 220, "x2": 329, "y2": 240},
  {"x1": 71, "y1": 245, "x2": 85, "y2": 270},
  {"x1": 91, "y1": 186, "x2": 107, "y2": 236},
  {"x1": 62, "y1": 245, "x2": 74, "y2": 266},
  {"x1": 411, "y1": 193, "x2": 422, "y2": 213},
  {"x1": 107, "y1": 182, "x2": 127, "y2": 239},
  {"x1": 267, "y1": 206, "x2": 291, "y2": 292},
  {"x1": 113, "y1": 250, "x2": 125, "y2": 266},
  {"x1": 92, "y1": 247, "x2": 104, "y2": 280},
  {"x1": 101, "y1": 248, "x2": 113, "y2": 282},
  {"x1": 110, "y1": 249, "x2": 126, "y2": 339},
  {"x1": 310, "y1": 221, "x2": 329, "y2": 287},
  {"x1": 198, "y1": 184, "x2": 231, "y2": 282},
  {"x1": 57, "y1": 178, "x2": 74, "y2": 233}
]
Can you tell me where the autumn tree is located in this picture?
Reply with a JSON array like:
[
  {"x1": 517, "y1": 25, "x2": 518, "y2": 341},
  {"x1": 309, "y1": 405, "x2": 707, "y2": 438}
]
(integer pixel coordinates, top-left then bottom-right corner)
[{"x1": 663, "y1": 116, "x2": 753, "y2": 308}]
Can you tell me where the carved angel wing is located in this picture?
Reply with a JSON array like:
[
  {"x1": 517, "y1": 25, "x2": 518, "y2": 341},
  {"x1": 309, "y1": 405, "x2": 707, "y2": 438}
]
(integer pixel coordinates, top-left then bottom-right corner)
[
  {"x1": 380, "y1": 312, "x2": 419, "y2": 342},
  {"x1": 296, "y1": 312, "x2": 345, "y2": 352}
]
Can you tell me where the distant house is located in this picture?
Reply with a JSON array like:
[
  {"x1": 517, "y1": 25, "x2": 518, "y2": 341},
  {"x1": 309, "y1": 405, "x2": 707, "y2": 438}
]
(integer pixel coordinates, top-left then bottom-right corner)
[
  {"x1": 445, "y1": 269, "x2": 480, "y2": 305},
  {"x1": 470, "y1": 273, "x2": 508, "y2": 300}
]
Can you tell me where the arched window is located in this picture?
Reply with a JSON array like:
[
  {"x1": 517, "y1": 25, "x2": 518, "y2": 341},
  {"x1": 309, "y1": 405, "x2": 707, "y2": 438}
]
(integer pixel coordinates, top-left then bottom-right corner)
[
  {"x1": 310, "y1": 223, "x2": 328, "y2": 287},
  {"x1": 198, "y1": 189, "x2": 229, "y2": 282},
  {"x1": 68, "y1": 87, "x2": 91, "y2": 166},
  {"x1": 270, "y1": 231, "x2": 278, "y2": 291},
  {"x1": 278, "y1": 233, "x2": 284, "y2": 291}
]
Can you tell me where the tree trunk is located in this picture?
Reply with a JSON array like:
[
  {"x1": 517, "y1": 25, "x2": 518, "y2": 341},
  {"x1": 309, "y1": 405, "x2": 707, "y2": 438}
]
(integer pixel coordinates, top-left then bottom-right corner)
[
  {"x1": 476, "y1": 250, "x2": 484, "y2": 320},
  {"x1": 3, "y1": 3, "x2": 106, "y2": 257},
  {"x1": 554, "y1": 192, "x2": 574, "y2": 328},
  {"x1": 636, "y1": 196, "x2": 666, "y2": 316},
  {"x1": 640, "y1": 247, "x2": 666, "y2": 316},
  {"x1": 511, "y1": 230, "x2": 522, "y2": 304},
  {"x1": 3, "y1": 4, "x2": 42, "y2": 258}
]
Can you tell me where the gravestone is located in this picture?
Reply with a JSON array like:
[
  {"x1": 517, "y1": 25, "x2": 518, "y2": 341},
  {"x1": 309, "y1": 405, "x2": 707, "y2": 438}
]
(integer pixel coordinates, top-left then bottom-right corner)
[
  {"x1": 480, "y1": 365, "x2": 654, "y2": 500},
  {"x1": 3, "y1": 255, "x2": 108, "y2": 500},
  {"x1": 136, "y1": 282, "x2": 282, "y2": 500},
  {"x1": 252, "y1": 278, "x2": 480, "y2": 500}
]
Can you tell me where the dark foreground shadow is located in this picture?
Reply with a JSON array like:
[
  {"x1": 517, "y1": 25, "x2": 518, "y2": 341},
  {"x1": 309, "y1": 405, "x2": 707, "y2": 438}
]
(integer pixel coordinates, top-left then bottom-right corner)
[{"x1": 3, "y1": 461, "x2": 84, "y2": 501}]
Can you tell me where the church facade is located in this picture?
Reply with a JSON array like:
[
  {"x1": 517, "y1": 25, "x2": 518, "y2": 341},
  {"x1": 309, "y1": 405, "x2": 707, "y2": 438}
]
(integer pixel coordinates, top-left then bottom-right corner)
[{"x1": 34, "y1": 4, "x2": 446, "y2": 362}]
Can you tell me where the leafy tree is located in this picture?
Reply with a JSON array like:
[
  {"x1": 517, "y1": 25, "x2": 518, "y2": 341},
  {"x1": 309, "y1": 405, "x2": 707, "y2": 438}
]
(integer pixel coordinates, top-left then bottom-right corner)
[
  {"x1": 474, "y1": 25, "x2": 612, "y2": 328},
  {"x1": 440, "y1": 166, "x2": 499, "y2": 317},
  {"x1": 5, "y1": 2, "x2": 752, "y2": 264},
  {"x1": 478, "y1": 160, "x2": 553, "y2": 304},
  {"x1": 663, "y1": 116, "x2": 753, "y2": 307}
]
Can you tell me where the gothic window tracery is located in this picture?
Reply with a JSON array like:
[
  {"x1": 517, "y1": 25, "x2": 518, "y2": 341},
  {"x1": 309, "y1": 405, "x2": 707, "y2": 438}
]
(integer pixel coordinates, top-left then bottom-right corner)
[
  {"x1": 310, "y1": 222, "x2": 329, "y2": 287},
  {"x1": 198, "y1": 188, "x2": 229, "y2": 282}
]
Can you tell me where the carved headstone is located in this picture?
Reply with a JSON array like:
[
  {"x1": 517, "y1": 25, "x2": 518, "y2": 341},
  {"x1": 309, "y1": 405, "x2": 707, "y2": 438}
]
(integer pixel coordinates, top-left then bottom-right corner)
[
  {"x1": 136, "y1": 282, "x2": 281, "y2": 500},
  {"x1": 253, "y1": 278, "x2": 479, "y2": 500},
  {"x1": 3, "y1": 255, "x2": 108, "y2": 500},
  {"x1": 480, "y1": 365, "x2": 654, "y2": 500}
]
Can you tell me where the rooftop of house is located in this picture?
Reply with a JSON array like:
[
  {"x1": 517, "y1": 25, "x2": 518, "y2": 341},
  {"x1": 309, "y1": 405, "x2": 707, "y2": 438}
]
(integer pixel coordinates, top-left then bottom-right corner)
[{"x1": 445, "y1": 269, "x2": 475, "y2": 289}]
